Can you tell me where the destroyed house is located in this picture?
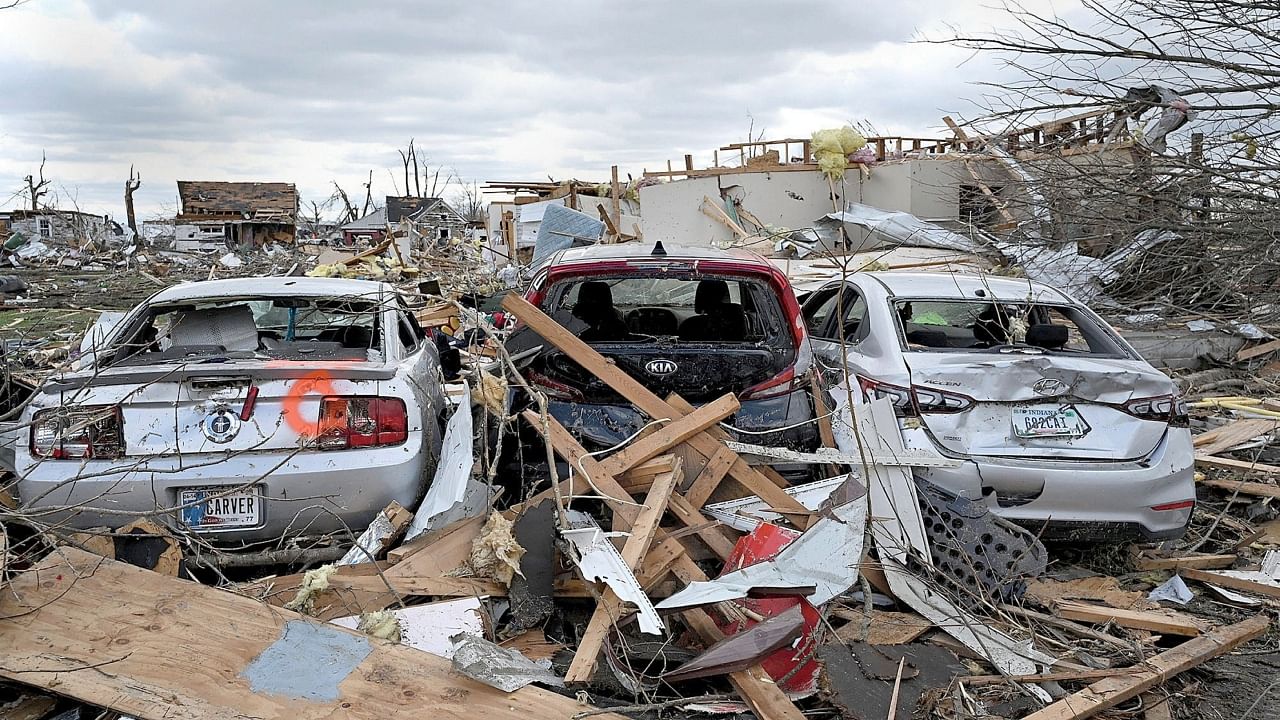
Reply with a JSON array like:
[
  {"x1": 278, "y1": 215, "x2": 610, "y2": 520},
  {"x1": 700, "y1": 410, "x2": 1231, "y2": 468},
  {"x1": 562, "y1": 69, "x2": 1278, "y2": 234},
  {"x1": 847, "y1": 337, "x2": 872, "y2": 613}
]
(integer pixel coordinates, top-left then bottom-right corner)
[
  {"x1": 340, "y1": 196, "x2": 466, "y2": 248},
  {"x1": 0, "y1": 208, "x2": 110, "y2": 246},
  {"x1": 174, "y1": 180, "x2": 298, "y2": 250}
]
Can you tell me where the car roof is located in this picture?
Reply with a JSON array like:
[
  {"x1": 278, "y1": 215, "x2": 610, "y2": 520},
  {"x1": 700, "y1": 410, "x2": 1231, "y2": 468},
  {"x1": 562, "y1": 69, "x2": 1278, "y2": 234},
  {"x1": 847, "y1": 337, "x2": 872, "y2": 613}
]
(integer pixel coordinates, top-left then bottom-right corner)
[
  {"x1": 150, "y1": 276, "x2": 389, "y2": 304},
  {"x1": 860, "y1": 271, "x2": 1076, "y2": 304},
  {"x1": 549, "y1": 242, "x2": 772, "y2": 268}
]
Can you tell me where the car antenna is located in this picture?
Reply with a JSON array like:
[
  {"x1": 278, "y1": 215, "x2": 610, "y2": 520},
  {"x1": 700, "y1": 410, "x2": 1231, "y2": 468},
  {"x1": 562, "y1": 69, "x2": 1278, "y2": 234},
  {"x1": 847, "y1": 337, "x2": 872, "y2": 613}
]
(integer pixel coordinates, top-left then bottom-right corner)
[{"x1": 651, "y1": 240, "x2": 667, "y2": 256}]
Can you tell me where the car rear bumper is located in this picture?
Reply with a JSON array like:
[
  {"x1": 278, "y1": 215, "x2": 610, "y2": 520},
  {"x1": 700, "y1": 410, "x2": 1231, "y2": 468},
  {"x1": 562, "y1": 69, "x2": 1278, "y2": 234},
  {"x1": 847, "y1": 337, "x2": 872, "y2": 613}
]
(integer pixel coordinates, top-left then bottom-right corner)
[
  {"x1": 907, "y1": 426, "x2": 1195, "y2": 541},
  {"x1": 15, "y1": 443, "x2": 427, "y2": 544}
]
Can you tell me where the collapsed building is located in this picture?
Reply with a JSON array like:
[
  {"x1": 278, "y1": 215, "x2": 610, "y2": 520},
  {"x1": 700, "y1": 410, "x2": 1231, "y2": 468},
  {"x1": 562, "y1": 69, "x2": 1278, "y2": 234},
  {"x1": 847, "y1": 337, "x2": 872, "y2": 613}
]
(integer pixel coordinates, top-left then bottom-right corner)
[{"x1": 174, "y1": 180, "x2": 300, "y2": 250}]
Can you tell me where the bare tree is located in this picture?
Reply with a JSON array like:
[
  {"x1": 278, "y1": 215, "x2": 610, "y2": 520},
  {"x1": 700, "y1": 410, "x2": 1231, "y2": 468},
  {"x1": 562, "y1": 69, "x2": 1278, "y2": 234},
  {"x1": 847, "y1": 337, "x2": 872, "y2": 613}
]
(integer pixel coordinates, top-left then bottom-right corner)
[
  {"x1": 330, "y1": 181, "x2": 359, "y2": 224},
  {"x1": 396, "y1": 138, "x2": 450, "y2": 198},
  {"x1": 23, "y1": 152, "x2": 51, "y2": 211},
  {"x1": 935, "y1": 0, "x2": 1280, "y2": 314},
  {"x1": 124, "y1": 165, "x2": 141, "y2": 240},
  {"x1": 450, "y1": 179, "x2": 486, "y2": 224}
]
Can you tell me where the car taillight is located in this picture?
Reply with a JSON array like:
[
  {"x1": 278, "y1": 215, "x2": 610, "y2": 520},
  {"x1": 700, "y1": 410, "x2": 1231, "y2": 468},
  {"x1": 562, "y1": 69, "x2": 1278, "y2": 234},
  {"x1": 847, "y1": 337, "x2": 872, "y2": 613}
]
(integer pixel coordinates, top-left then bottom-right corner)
[
  {"x1": 317, "y1": 397, "x2": 407, "y2": 450},
  {"x1": 1122, "y1": 395, "x2": 1189, "y2": 427},
  {"x1": 741, "y1": 366, "x2": 801, "y2": 400},
  {"x1": 525, "y1": 370, "x2": 585, "y2": 402},
  {"x1": 31, "y1": 406, "x2": 124, "y2": 459},
  {"x1": 858, "y1": 377, "x2": 915, "y2": 416},
  {"x1": 912, "y1": 386, "x2": 975, "y2": 414},
  {"x1": 856, "y1": 378, "x2": 974, "y2": 416}
]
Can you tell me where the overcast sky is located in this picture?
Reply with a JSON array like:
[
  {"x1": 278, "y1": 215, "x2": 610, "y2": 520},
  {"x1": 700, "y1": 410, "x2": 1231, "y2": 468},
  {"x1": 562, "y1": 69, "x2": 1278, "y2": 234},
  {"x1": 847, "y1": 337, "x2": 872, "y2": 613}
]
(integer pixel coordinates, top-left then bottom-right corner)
[{"x1": 0, "y1": 0, "x2": 1058, "y2": 221}]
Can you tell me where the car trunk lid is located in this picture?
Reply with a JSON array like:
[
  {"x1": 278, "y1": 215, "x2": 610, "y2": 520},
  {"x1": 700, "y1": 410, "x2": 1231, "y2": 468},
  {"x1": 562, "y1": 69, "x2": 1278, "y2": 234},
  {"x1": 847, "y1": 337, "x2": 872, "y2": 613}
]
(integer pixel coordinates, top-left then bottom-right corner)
[{"x1": 908, "y1": 353, "x2": 1175, "y2": 461}]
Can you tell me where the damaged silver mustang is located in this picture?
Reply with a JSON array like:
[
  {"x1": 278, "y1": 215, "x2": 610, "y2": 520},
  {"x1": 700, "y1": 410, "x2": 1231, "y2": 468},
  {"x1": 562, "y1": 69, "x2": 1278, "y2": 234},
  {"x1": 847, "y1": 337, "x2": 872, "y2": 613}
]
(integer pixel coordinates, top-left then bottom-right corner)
[
  {"x1": 8, "y1": 277, "x2": 446, "y2": 546},
  {"x1": 804, "y1": 272, "x2": 1195, "y2": 541}
]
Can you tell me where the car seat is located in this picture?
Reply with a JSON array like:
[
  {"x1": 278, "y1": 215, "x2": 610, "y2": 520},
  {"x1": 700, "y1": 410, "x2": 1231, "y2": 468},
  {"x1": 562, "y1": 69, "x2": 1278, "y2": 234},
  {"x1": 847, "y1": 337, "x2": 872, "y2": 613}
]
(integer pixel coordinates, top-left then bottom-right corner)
[
  {"x1": 1026, "y1": 323, "x2": 1069, "y2": 350},
  {"x1": 680, "y1": 280, "x2": 747, "y2": 341},
  {"x1": 572, "y1": 281, "x2": 628, "y2": 341},
  {"x1": 973, "y1": 304, "x2": 1010, "y2": 345}
]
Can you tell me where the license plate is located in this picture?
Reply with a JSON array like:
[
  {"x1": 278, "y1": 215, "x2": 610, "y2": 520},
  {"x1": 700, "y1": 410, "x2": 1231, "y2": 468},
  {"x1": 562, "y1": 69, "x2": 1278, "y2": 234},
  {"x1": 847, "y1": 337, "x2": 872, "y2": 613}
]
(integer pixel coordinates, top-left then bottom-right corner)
[
  {"x1": 1012, "y1": 405, "x2": 1089, "y2": 438},
  {"x1": 179, "y1": 487, "x2": 261, "y2": 530}
]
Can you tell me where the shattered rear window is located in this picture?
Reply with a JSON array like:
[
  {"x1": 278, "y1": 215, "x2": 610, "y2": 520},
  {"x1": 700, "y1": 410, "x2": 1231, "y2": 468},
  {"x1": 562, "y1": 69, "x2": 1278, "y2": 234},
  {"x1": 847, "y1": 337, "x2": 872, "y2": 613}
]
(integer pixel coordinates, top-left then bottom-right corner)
[
  {"x1": 893, "y1": 299, "x2": 1126, "y2": 355},
  {"x1": 547, "y1": 276, "x2": 786, "y2": 344},
  {"x1": 106, "y1": 296, "x2": 381, "y2": 365}
]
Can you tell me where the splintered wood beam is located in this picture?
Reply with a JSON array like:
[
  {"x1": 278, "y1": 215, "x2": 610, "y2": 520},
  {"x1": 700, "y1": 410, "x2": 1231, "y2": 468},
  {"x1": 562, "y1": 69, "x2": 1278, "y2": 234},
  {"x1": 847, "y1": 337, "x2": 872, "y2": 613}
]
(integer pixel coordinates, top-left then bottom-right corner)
[
  {"x1": 1022, "y1": 614, "x2": 1270, "y2": 720},
  {"x1": 1194, "y1": 418, "x2": 1278, "y2": 456},
  {"x1": 596, "y1": 393, "x2": 739, "y2": 479},
  {"x1": 1053, "y1": 600, "x2": 1205, "y2": 636},
  {"x1": 1194, "y1": 454, "x2": 1280, "y2": 475},
  {"x1": 564, "y1": 463, "x2": 683, "y2": 683},
  {"x1": 683, "y1": 444, "x2": 741, "y2": 509},
  {"x1": 501, "y1": 293, "x2": 812, "y2": 523},
  {"x1": 962, "y1": 161, "x2": 1017, "y2": 226}
]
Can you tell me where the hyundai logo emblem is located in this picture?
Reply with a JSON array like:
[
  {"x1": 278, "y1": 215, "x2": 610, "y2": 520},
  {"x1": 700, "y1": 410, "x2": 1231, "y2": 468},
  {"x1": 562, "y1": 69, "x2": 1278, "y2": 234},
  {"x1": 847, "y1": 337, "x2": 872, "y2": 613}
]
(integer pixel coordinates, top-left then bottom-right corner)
[
  {"x1": 1031, "y1": 378, "x2": 1068, "y2": 397},
  {"x1": 645, "y1": 359, "x2": 678, "y2": 376},
  {"x1": 201, "y1": 407, "x2": 242, "y2": 444}
]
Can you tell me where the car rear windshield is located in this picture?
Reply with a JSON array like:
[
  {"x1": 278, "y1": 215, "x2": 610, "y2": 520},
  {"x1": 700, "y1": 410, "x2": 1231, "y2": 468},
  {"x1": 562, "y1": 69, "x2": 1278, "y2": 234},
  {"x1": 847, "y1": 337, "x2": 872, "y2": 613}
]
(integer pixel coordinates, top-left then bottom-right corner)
[
  {"x1": 105, "y1": 296, "x2": 381, "y2": 366},
  {"x1": 545, "y1": 275, "x2": 789, "y2": 345},
  {"x1": 893, "y1": 299, "x2": 1127, "y2": 356}
]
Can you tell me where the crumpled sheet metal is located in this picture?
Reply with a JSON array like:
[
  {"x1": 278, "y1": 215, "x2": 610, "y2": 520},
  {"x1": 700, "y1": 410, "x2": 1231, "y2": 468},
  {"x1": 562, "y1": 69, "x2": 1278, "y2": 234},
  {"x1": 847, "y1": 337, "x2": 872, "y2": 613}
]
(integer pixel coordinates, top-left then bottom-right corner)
[
  {"x1": 450, "y1": 634, "x2": 565, "y2": 693},
  {"x1": 656, "y1": 490, "x2": 868, "y2": 610},
  {"x1": 664, "y1": 604, "x2": 806, "y2": 682},
  {"x1": 337, "y1": 507, "x2": 398, "y2": 566},
  {"x1": 533, "y1": 203, "x2": 603, "y2": 267},
  {"x1": 907, "y1": 353, "x2": 1175, "y2": 405},
  {"x1": 405, "y1": 383, "x2": 488, "y2": 542},
  {"x1": 704, "y1": 475, "x2": 846, "y2": 532},
  {"x1": 560, "y1": 510, "x2": 664, "y2": 635},
  {"x1": 818, "y1": 202, "x2": 988, "y2": 255}
]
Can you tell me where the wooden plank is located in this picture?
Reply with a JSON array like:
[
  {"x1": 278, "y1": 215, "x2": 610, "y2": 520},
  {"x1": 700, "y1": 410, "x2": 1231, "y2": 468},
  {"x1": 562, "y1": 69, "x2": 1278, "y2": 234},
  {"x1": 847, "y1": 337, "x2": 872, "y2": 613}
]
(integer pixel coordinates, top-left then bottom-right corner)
[
  {"x1": 0, "y1": 548, "x2": 626, "y2": 720},
  {"x1": 502, "y1": 293, "x2": 811, "y2": 521},
  {"x1": 1237, "y1": 338, "x2": 1280, "y2": 361},
  {"x1": 667, "y1": 493, "x2": 738, "y2": 559},
  {"x1": 564, "y1": 462, "x2": 683, "y2": 682},
  {"x1": 1181, "y1": 567, "x2": 1280, "y2": 600},
  {"x1": 1054, "y1": 600, "x2": 1204, "y2": 636},
  {"x1": 1133, "y1": 552, "x2": 1237, "y2": 571},
  {"x1": 1022, "y1": 614, "x2": 1270, "y2": 720},
  {"x1": 831, "y1": 609, "x2": 932, "y2": 645},
  {"x1": 386, "y1": 514, "x2": 485, "y2": 579},
  {"x1": 617, "y1": 454, "x2": 677, "y2": 492},
  {"x1": 1193, "y1": 418, "x2": 1277, "y2": 456},
  {"x1": 1198, "y1": 478, "x2": 1280, "y2": 499},
  {"x1": 962, "y1": 667, "x2": 1142, "y2": 686},
  {"x1": 1195, "y1": 454, "x2": 1280, "y2": 475},
  {"x1": 596, "y1": 393, "x2": 739, "y2": 478},
  {"x1": 683, "y1": 444, "x2": 740, "y2": 508}
]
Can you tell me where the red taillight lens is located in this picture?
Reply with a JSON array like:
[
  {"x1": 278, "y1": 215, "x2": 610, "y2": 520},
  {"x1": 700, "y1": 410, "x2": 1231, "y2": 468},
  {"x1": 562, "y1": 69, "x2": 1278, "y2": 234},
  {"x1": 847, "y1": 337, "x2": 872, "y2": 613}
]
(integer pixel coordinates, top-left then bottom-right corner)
[
  {"x1": 526, "y1": 370, "x2": 584, "y2": 402},
  {"x1": 31, "y1": 405, "x2": 124, "y2": 459},
  {"x1": 317, "y1": 397, "x2": 408, "y2": 450},
  {"x1": 741, "y1": 366, "x2": 799, "y2": 400},
  {"x1": 857, "y1": 377, "x2": 915, "y2": 416},
  {"x1": 1151, "y1": 499, "x2": 1195, "y2": 512},
  {"x1": 1121, "y1": 395, "x2": 1189, "y2": 427},
  {"x1": 855, "y1": 378, "x2": 973, "y2": 416}
]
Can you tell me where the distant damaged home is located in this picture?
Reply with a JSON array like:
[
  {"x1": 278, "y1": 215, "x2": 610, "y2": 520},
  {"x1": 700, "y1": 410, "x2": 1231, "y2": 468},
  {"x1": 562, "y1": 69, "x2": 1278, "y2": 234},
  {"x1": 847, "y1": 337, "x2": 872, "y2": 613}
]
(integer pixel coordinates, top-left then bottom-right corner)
[{"x1": 174, "y1": 180, "x2": 299, "y2": 251}]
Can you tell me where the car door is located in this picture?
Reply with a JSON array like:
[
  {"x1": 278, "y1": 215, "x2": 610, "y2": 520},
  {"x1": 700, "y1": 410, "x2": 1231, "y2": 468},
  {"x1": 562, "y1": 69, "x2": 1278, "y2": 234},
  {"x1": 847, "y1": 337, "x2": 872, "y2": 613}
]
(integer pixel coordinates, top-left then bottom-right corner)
[{"x1": 801, "y1": 282, "x2": 870, "y2": 370}]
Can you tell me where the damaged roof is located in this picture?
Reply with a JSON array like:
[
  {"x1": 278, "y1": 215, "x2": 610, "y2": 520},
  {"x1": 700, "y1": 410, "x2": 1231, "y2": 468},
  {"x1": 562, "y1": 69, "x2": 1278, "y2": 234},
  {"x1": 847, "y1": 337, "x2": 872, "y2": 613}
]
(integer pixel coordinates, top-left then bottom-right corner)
[
  {"x1": 176, "y1": 181, "x2": 299, "y2": 222},
  {"x1": 385, "y1": 196, "x2": 463, "y2": 224},
  {"x1": 150, "y1": 276, "x2": 388, "y2": 303}
]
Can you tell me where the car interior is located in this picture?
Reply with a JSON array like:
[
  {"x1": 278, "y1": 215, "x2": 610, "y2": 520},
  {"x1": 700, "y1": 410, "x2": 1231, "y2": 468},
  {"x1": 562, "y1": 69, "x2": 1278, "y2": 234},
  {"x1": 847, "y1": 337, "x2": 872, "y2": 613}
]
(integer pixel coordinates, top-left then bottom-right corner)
[
  {"x1": 559, "y1": 277, "x2": 775, "y2": 344},
  {"x1": 895, "y1": 300, "x2": 1122, "y2": 354},
  {"x1": 106, "y1": 298, "x2": 383, "y2": 365}
]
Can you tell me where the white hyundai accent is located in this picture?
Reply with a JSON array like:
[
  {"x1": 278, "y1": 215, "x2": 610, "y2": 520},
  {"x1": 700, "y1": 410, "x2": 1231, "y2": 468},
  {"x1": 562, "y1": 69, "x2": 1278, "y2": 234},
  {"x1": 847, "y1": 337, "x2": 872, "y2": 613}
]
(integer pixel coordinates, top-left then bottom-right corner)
[{"x1": 803, "y1": 272, "x2": 1195, "y2": 541}]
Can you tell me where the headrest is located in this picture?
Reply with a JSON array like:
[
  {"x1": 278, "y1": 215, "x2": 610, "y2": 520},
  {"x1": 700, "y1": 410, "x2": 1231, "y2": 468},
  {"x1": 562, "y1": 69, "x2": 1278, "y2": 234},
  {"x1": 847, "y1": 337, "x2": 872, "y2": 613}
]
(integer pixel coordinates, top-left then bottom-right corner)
[
  {"x1": 576, "y1": 281, "x2": 613, "y2": 307},
  {"x1": 695, "y1": 279, "x2": 730, "y2": 313},
  {"x1": 1026, "y1": 323, "x2": 1069, "y2": 349}
]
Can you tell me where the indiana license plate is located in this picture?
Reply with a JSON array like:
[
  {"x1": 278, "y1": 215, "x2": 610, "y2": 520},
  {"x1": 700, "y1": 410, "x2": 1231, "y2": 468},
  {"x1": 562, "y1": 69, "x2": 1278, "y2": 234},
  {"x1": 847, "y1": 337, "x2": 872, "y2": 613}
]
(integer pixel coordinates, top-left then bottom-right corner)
[
  {"x1": 178, "y1": 487, "x2": 261, "y2": 530},
  {"x1": 1012, "y1": 405, "x2": 1088, "y2": 438}
]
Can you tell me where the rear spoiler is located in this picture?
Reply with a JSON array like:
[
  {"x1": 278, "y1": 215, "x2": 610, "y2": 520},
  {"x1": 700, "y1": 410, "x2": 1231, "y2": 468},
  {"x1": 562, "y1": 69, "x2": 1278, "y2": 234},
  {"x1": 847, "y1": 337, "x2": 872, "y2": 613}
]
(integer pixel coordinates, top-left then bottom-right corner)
[{"x1": 42, "y1": 363, "x2": 396, "y2": 393}]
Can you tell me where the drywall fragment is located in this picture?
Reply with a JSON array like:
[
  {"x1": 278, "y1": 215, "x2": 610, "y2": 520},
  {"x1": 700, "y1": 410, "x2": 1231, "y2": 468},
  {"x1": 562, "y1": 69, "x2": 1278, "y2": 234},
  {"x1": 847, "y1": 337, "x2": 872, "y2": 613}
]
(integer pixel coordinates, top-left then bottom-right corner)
[
  {"x1": 331, "y1": 597, "x2": 485, "y2": 658},
  {"x1": 560, "y1": 510, "x2": 664, "y2": 635},
  {"x1": 450, "y1": 634, "x2": 566, "y2": 693},
  {"x1": 467, "y1": 512, "x2": 525, "y2": 586},
  {"x1": 1148, "y1": 575, "x2": 1194, "y2": 605},
  {"x1": 338, "y1": 501, "x2": 412, "y2": 565},
  {"x1": 657, "y1": 494, "x2": 868, "y2": 610},
  {"x1": 1203, "y1": 583, "x2": 1262, "y2": 606},
  {"x1": 663, "y1": 605, "x2": 805, "y2": 682},
  {"x1": 404, "y1": 384, "x2": 488, "y2": 542}
]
